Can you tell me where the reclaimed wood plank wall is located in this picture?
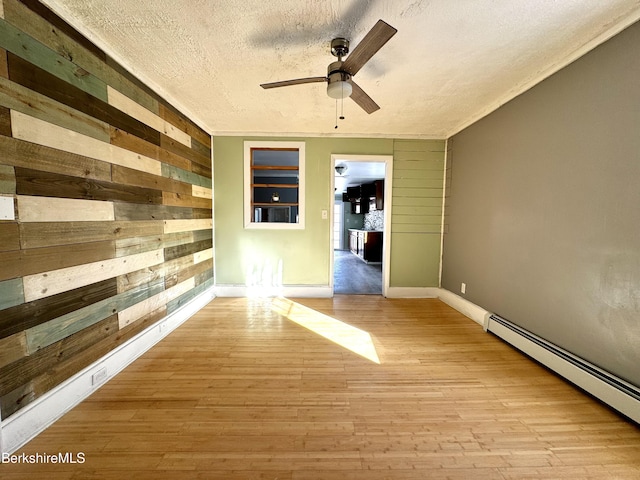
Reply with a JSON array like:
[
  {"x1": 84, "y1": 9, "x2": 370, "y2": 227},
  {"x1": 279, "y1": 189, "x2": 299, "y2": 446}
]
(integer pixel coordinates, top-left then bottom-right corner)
[{"x1": 0, "y1": 0, "x2": 213, "y2": 419}]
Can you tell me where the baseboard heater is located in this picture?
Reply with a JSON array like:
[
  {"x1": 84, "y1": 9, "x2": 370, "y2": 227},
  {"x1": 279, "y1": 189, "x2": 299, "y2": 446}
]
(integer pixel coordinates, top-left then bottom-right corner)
[{"x1": 487, "y1": 314, "x2": 640, "y2": 424}]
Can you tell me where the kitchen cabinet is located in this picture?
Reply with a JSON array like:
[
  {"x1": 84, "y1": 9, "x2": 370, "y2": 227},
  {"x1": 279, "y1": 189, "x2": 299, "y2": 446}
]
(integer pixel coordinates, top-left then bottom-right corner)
[{"x1": 348, "y1": 229, "x2": 382, "y2": 263}]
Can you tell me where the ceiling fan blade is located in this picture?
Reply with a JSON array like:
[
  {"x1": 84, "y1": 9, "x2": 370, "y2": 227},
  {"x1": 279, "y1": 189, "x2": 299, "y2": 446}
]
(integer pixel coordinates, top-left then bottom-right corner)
[
  {"x1": 260, "y1": 77, "x2": 327, "y2": 89},
  {"x1": 341, "y1": 19, "x2": 397, "y2": 76},
  {"x1": 349, "y1": 80, "x2": 379, "y2": 114}
]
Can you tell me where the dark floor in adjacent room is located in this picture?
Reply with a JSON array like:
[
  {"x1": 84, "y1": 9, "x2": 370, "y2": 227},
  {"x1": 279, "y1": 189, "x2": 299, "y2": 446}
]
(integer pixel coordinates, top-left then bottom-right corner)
[{"x1": 334, "y1": 249, "x2": 382, "y2": 295}]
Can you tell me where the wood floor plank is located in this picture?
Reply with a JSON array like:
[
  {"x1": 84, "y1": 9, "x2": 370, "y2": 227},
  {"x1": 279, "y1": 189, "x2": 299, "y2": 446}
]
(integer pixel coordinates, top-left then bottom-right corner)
[{"x1": 3, "y1": 297, "x2": 639, "y2": 479}]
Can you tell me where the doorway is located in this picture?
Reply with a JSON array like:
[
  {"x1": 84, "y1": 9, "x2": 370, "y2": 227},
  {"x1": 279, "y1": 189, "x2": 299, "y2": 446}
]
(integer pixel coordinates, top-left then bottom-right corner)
[{"x1": 330, "y1": 154, "x2": 393, "y2": 296}]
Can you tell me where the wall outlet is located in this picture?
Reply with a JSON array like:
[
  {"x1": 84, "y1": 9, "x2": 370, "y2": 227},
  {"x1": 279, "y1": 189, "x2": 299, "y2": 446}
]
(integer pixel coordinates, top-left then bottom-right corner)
[
  {"x1": 91, "y1": 367, "x2": 107, "y2": 386},
  {"x1": 461, "y1": 282, "x2": 466, "y2": 294},
  {"x1": 159, "y1": 321, "x2": 168, "y2": 334}
]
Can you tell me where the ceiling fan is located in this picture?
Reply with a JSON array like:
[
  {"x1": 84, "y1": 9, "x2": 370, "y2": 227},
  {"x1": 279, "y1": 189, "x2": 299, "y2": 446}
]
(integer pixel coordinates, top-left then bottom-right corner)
[{"x1": 260, "y1": 19, "x2": 397, "y2": 114}]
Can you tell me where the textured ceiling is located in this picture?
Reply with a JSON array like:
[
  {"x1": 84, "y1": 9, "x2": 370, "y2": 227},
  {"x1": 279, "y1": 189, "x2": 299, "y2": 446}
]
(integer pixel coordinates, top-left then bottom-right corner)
[{"x1": 42, "y1": 0, "x2": 640, "y2": 138}]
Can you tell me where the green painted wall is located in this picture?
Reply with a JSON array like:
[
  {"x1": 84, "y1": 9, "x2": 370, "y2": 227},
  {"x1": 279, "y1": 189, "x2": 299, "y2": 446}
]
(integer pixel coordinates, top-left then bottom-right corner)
[
  {"x1": 390, "y1": 140, "x2": 446, "y2": 287},
  {"x1": 213, "y1": 136, "x2": 445, "y2": 289}
]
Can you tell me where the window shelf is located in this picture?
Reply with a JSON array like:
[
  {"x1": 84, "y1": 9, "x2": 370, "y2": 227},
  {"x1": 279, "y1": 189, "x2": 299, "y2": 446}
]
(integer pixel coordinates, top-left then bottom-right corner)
[
  {"x1": 251, "y1": 183, "x2": 298, "y2": 188},
  {"x1": 252, "y1": 202, "x2": 298, "y2": 207}
]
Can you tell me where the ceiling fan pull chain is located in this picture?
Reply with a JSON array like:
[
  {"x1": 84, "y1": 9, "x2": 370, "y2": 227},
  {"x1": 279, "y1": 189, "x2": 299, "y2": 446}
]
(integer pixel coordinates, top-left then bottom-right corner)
[{"x1": 335, "y1": 99, "x2": 339, "y2": 129}]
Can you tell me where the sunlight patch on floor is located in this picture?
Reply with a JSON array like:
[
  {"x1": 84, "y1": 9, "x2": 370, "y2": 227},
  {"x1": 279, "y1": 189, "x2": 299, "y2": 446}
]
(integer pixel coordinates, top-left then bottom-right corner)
[{"x1": 272, "y1": 297, "x2": 380, "y2": 364}]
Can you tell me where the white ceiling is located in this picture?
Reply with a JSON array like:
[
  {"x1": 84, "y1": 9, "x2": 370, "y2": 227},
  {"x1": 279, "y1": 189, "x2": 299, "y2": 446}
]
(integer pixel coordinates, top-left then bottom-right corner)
[
  {"x1": 42, "y1": 0, "x2": 640, "y2": 139},
  {"x1": 335, "y1": 160, "x2": 385, "y2": 193}
]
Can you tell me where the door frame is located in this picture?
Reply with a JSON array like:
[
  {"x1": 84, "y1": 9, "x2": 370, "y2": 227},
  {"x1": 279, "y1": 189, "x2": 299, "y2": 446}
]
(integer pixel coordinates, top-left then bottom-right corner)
[{"x1": 329, "y1": 154, "x2": 393, "y2": 297}]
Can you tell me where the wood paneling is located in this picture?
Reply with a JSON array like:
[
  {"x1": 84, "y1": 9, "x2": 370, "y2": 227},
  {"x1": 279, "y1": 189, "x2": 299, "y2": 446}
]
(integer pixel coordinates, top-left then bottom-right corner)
[
  {"x1": 392, "y1": 140, "x2": 445, "y2": 234},
  {"x1": 25, "y1": 280, "x2": 165, "y2": 353},
  {"x1": 162, "y1": 191, "x2": 213, "y2": 209},
  {"x1": 20, "y1": 221, "x2": 163, "y2": 249},
  {"x1": 0, "y1": 279, "x2": 117, "y2": 341},
  {"x1": 164, "y1": 238, "x2": 213, "y2": 262},
  {"x1": 117, "y1": 277, "x2": 194, "y2": 329},
  {"x1": 115, "y1": 232, "x2": 192, "y2": 257},
  {"x1": 0, "y1": 331, "x2": 27, "y2": 369},
  {"x1": 0, "y1": 47, "x2": 9, "y2": 78},
  {"x1": 107, "y1": 86, "x2": 191, "y2": 147},
  {"x1": 0, "y1": 135, "x2": 112, "y2": 183},
  {"x1": 16, "y1": 168, "x2": 163, "y2": 205},
  {"x1": 160, "y1": 102, "x2": 210, "y2": 146},
  {"x1": 11, "y1": 111, "x2": 162, "y2": 176},
  {"x1": 23, "y1": 249, "x2": 164, "y2": 302},
  {"x1": 7, "y1": 52, "x2": 160, "y2": 144},
  {"x1": 163, "y1": 218, "x2": 213, "y2": 234},
  {"x1": 112, "y1": 164, "x2": 192, "y2": 196},
  {"x1": 0, "y1": 164, "x2": 15, "y2": 193},
  {"x1": 0, "y1": 240, "x2": 115, "y2": 282},
  {"x1": 192, "y1": 185, "x2": 213, "y2": 199},
  {"x1": 4, "y1": 0, "x2": 158, "y2": 113},
  {"x1": 0, "y1": 73, "x2": 110, "y2": 142},
  {"x1": 0, "y1": 19, "x2": 108, "y2": 101},
  {"x1": 0, "y1": 221, "x2": 19, "y2": 251},
  {"x1": 114, "y1": 203, "x2": 200, "y2": 221},
  {"x1": 0, "y1": 0, "x2": 212, "y2": 421},
  {"x1": 161, "y1": 132, "x2": 211, "y2": 167},
  {"x1": 0, "y1": 103, "x2": 12, "y2": 135},
  {"x1": 15, "y1": 0, "x2": 106, "y2": 61},
  {"x1": 162, "y1": 163, "x2": 212, "y2": 188},
  {"x1": 191, "y1": 136, "x2": 212, "y2": 159},
  {"x1": 0, "y1": 314, "x2": 119, "y2": 396},
  {"x1": 16, "y1": 195, "x2": 115, "y2": 222},
  {"x1": 0, "y1": 277, "x2": 24, "y2": 310}
]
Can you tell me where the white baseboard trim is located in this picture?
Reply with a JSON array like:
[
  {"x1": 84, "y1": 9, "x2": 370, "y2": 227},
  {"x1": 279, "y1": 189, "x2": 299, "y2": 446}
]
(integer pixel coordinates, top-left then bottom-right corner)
[
  {"x1": 385, "y1": 287, "x2": 440, "y2": 298},
  {"x1": 488, "y1": 316, "x2": 640, "y2": 424},
  {"x1": 385, "y1": 287, "x2": 492, "y2": 328},
  {"x1": 435, "y1": 291, "x2": 640, "y2": 423},
  {"x1": 1, "y1": 287, "x2": 216, "y2": 455},
  {"x1": 436, "y1": 289, "x2": 492, "y2": 328},
  {"x1": 215, "y1": 284, "x2": 332, "y2": 298}
]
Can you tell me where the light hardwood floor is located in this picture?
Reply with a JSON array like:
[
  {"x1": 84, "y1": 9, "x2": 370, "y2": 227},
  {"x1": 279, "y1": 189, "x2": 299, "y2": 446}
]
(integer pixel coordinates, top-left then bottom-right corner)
[{"x1": 2, "y1": 296, "x2": 639, "y2": 479}]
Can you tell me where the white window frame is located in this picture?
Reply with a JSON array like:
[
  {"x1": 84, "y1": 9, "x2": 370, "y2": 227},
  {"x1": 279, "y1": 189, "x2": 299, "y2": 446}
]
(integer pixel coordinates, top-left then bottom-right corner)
[{"x1": 244, "y1": 141, "x2": 305, "y2": 230}]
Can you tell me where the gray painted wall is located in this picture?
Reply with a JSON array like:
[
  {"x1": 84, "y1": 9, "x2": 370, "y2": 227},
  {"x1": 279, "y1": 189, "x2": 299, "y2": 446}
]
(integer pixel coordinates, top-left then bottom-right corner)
[{"x1": 442, "y1": 21, "x2": 640, "y2": 387}]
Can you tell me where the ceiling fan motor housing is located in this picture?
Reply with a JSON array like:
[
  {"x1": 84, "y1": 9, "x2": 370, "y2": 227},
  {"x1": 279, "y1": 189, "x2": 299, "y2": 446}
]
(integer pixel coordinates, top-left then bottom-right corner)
[{"x1": 330, "y1": 38, "x2": 349, "y2": 58}]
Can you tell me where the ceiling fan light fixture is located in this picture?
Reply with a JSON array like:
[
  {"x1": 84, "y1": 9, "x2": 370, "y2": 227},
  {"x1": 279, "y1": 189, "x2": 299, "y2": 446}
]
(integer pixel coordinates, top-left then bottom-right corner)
[
  {"x1": 335, "y1": 164, "x2": 348, "y2": 175},
  {"x1": 327, "y1": 79, "x2": 352, "y2": 99}
]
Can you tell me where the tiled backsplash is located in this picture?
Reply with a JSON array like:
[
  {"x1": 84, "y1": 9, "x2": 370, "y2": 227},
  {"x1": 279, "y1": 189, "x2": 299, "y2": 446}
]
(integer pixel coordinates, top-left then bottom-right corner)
[{"x1": 364, "y1": 210, "x2": 384, "y2": 230}]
